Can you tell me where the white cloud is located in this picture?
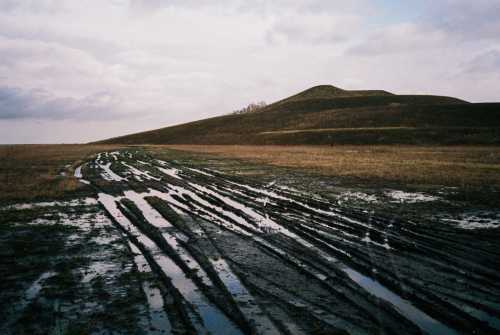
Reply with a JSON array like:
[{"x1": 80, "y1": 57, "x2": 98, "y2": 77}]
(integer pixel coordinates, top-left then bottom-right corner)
[{"x1": 266, "y1": 13, "x2": 363, "y2": 45}]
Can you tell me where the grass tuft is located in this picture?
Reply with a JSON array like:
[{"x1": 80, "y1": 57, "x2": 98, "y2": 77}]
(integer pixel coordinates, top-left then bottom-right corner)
[{"x1": 0, "y1": 144, "x2": 123, "y2": 203}]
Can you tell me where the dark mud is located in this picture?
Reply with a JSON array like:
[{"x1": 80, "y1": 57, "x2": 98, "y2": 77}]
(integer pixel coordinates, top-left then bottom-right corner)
[
  {"x1": 0, "y1": 200, "x2": 152, "y2": 334},
  {"x1": 1, "y1": 148, "x2": 500, "y2": 334}
]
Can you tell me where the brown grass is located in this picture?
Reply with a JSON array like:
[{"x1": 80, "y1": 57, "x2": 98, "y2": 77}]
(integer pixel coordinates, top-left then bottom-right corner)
[
  {"x1": 160, "y1": 145, "x2": 500, "y2": 188},
  {"x1": 0, "y1": 144, "x2": 123, "y2": 203}
]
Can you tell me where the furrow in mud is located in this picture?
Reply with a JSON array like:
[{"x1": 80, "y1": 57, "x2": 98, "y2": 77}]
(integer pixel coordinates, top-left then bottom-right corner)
[
  {"x1": 79, "y1": 150, "x2": 500, "y2": 334},
  {"x1": 98, "y1": 192, "x2": 244, "y2": 335},
  {"x1": 128, "y1": 242, "x2": 173, "y2": 335},
  {"x1": 119, "y1": 189, "x2": 275, "y2": 334},
  {"x1": 136, "y1": 180, "x2": 427, "y2": 334},
  {"x1": 124, "y1": 186, "x2": 309, "y2": 334},
  {"x1": 175, "y1": 166, "x2": 500, "y2": 334},
  {"x1": 148, "y1": 199, "x2": 283, "y2": 335},
  {"x1": 143, "y1": 171, "x2": 457, "y2": 334}
]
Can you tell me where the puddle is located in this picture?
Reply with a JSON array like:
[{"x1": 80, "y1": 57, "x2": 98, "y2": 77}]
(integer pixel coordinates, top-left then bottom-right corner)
[
  {"x1": 123, "y1": 191, "x2": 172, "y2": 229},
  {"x1": 343, "y1": 268, "x2": 457, "y2": 335},
  {"x1": 338, "y1": 191, "x2": 378, "y2": 203},
  {"x1": 157, "y1": 166, "x2": 183, "y2": 180},
  {"x1": 209, "y1": 257, "x2": 281, "y2": 334},
  {"x1": 185, "y1": 182, "x2": 340, "y2": 262},
  {"x1": 453, "y1": 301, "x2": 500, "y2": 331},
  {"x1": 123, "y1": 190, "x2": 213, "y2": 286},
  {"x1": 360, "y1": 232, "x2": 392, "y2": 250},
  {"x1": 385, "y1": 190, "x2": 439, "y2": 203},
  {"x1": 439, "y1": 212, "x2": 500, "y2": 229},
  {"x1": 188, "y1": 167, "x2": 215, "y2": 177},
  {"x1": 99, "y1": 162, "x2": 126, "y2": 181},
  {"x1": 129, "y1": 242, "x2": 172, "y2": 335},
  {"x1": 98, "y1": 192, "x2": 243, "y2": 335},
  {"x1": 2, "y1": 271, "x2": 58, "y2": 330},
  {"x1": 74, "y1": 165, "x2": 83, "y2": 178},
  {"x1": 168, "y1": 184, "x2": 260, "y2": 234},
  {"x1": 122, "y1": 161, "x2": 161, "y2": 181},
  {"x1": 81, "y1": 262, "x2": 115, "y2": 284},
  {"x1": 2, "y1": 198, "x2": 97, "y2": 210},
  {"x1": 25, "y1": 271, "x2": 57, "y2": 301}
]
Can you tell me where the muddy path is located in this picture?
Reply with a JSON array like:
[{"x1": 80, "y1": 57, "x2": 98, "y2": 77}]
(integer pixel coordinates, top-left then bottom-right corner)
[{"x1": 2, "y1": 148, "x2": 500, "y2": 334}]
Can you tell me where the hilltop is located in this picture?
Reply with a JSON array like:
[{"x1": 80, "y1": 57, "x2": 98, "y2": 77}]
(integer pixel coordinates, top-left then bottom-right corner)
[
  {"x1": 97, "y1": 85, "x2": 500, "y2": 145},
  {"x1": 271, "y1": 85, "x2": 394, "y2": 105}
]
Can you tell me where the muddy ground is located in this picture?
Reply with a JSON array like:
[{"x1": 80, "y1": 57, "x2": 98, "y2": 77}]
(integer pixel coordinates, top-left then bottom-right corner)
[{"x1": 1, "y1": 148, "x2": 499, "y2": 335}]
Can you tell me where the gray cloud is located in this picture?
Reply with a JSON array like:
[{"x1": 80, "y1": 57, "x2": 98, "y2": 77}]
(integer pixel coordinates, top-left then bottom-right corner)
[
  {"x1": 0, "y1": 86, "x2": 125, "y2": 120},
  {"x1": 461, "y1": 49, "x2": 500, "y2": 75},
  {"x1": 0, "y1": 0, "x2": 64, "y2": 13}
]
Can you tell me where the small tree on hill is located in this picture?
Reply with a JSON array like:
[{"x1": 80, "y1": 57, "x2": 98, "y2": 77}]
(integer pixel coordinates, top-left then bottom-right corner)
[{"x1": 232, "y1": 101, "x2": 267, "y2": 114}]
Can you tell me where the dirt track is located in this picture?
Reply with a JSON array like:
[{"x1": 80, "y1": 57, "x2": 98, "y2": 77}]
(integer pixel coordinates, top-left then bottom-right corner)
[{"x1": 2, "y1": 149, "x2": 500, "y2": 334}]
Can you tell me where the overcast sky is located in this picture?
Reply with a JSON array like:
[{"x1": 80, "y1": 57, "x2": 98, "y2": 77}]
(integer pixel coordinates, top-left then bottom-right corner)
[{"x1": 1, "y1": 0, "x2": 499, "y2": 143}]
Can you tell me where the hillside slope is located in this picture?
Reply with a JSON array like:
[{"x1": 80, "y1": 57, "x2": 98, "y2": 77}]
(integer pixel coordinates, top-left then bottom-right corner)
[{"x1": 98, "y1": 85, "x2": 500, "y2": 145}]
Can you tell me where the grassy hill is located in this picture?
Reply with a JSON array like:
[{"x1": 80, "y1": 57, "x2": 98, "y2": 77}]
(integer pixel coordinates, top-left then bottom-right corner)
[{"x1": 97, "y1": 85, "x2": 500, "y2": 145}]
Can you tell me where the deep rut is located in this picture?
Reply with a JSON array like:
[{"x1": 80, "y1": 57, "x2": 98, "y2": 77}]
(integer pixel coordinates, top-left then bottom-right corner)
[{"x1": 77, "y1": 150, "x2": 500, "y2": 335}]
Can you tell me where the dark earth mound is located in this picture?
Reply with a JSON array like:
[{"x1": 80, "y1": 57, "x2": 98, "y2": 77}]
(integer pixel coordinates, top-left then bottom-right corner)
[{"x1": 96, "y1": 85, "x2": 500, "y2": 145}]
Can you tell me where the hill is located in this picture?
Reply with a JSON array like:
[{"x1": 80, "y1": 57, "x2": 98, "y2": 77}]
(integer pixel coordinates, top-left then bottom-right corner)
[{"x1": 97, "y1": 85, "x2": 500, "y2": 145}]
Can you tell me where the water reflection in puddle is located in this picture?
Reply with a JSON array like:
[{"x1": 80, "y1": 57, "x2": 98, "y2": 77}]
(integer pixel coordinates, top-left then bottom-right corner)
[
  {"x1": 343, "y1": 268, "x2": 457, "y2": 335},
  {"x1": 99, "y1": 192, "x2": 243, "y2": 335}
]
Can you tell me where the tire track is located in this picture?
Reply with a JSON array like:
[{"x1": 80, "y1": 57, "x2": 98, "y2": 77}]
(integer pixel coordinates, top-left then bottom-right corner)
[{"x1": 82, "y1": 150, "x2": 500, "y2": 334}]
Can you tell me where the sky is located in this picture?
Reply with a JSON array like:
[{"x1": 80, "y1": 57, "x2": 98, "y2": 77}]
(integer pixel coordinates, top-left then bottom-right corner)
[{"x1": 1, "y1": 0, "x2": 499, "y2": 143}]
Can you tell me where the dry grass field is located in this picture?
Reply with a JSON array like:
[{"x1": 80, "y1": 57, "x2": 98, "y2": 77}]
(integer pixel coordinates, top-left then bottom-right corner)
[
  {"x1": 3, "y1": 144, "x2": 499, "y2": 204},
  {"x1": 0, "y1": 144, "x2": 122, "y2": 203},
  {"x1": 160, "y1": 145, "x2": 500, "y2": 189}
]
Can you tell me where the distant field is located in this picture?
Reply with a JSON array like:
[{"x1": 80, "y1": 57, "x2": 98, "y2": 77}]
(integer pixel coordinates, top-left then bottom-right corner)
[
  {"x1": 0, "y1": 144, "x2": 122, "y2": 203},
  {"x1": 3, "y1": 143, "x2": 500, "y2": 204},
  {"x1": 159, "y1": 145, "x2": 500, "y2": 190}
]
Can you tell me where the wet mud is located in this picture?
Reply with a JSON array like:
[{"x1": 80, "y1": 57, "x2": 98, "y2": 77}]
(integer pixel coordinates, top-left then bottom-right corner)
[{"x1": 2, "y1": 149, "x2": 499, "y2": 334}]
